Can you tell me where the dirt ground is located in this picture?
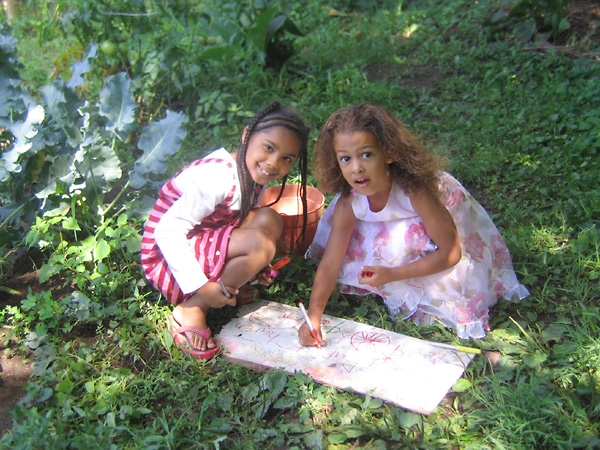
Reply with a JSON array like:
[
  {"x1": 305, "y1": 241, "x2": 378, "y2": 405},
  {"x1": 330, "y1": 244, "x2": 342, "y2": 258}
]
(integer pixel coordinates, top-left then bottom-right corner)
[
  {"x1": 1, "y1": 250, "x2": 43, "y2": 435},
  {"x1": 1, "y1": 0, "x2": 598, "y2": 437},
  {"x1": 0, "y1": 326, "x2": 32, "y2": 434}
]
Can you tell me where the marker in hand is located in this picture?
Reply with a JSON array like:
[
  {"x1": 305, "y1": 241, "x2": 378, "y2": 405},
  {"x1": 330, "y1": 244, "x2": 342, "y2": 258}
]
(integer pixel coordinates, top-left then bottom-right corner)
[
  {"x1": 298, "y1": 302, "x2": 321, "y2": 348},
  {"x1": 251, "y1": 257, "x2": 292, "y2": 283},
  {"x1": 268, "y1": 256, "x2": 292, "y2": 277},
  {"x1": 361, "y1": 265, "x2": 374, "y2": 278},
  {"x1": 217, "y1": 278, "x2": 232, "y2": 299}
]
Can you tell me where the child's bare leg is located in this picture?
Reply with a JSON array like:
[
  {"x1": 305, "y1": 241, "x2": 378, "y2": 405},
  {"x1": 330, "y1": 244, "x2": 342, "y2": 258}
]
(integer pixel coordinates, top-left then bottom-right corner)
[
  {"x1": 172, "y1": 208, "x2": 281, "y2": 351},
  {"x1": 221, "y1": 207, "x2": 282, "y2": 287}
]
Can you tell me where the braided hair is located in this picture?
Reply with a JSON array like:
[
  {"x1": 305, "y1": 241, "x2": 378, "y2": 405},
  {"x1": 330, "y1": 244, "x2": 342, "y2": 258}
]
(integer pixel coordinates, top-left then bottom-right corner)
[{"x1": 237, "y1": 101, "x2": 311, "y2": 247}]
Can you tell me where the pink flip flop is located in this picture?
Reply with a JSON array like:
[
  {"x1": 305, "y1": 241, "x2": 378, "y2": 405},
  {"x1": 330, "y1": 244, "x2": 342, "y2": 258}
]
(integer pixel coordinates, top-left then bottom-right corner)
[{"x1": 168, "y1": 315, "x2": 221, "y2": 360}]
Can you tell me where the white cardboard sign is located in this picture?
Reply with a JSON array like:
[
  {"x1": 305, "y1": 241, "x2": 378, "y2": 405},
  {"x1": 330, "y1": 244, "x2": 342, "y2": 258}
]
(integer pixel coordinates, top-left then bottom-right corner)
[{"x1": 217, "y1": 301, "x2": 475, "y2": 415}]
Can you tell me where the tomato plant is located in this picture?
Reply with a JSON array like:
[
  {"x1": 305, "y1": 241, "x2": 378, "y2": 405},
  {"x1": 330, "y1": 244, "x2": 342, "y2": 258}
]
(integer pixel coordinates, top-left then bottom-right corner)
[{"x1": 100, "y1": 40, "x2": 118, "y2": 57}]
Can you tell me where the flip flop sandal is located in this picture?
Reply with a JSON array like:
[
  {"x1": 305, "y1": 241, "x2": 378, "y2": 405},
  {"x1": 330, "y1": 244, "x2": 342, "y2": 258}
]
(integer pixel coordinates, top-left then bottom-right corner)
[{"x1": 168, "y1": 315, "x2": 221, "y2": 360}]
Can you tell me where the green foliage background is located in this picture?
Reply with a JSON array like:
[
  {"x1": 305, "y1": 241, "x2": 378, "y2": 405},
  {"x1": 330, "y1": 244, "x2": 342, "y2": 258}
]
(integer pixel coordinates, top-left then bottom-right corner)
[{"x1": 1, "y1": 0, "x2": 599, "y2": 449}]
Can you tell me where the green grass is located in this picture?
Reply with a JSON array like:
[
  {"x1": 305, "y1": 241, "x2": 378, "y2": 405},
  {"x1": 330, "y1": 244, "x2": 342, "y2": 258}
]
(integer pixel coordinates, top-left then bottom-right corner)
[{"x1": 2, "y1": 0, "x2": 600, "y2": 448}]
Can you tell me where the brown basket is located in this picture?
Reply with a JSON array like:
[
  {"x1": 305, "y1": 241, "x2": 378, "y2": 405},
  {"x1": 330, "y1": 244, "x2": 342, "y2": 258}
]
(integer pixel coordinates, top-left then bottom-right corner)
[{"x1": 259, "y1": 184, "x2": 325, "y2": 254}]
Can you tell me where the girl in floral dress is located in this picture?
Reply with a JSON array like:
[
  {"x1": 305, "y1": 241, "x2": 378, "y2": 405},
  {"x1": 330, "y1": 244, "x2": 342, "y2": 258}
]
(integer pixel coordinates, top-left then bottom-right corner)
[{"x1": 300, "y1": 104, "x2": 528, "y2": 345}]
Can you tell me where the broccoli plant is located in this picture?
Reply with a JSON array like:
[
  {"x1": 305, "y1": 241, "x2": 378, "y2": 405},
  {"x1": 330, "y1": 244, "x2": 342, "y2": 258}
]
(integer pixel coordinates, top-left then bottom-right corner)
[{"x1": 0, "y1": 23, "x2": 187, "y2": 283}]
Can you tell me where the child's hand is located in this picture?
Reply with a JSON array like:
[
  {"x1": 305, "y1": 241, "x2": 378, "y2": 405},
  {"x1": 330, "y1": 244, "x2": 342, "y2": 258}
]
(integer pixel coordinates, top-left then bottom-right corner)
[
  {"x1": 255, "y1": 265, "x2": 277, "y2": 286},
  {"x1": 358, "y1": 266, "x2": 389, "y2": 286},
  {"x1": 298, "y1": 322, "x2": 324, "y2": 347},
  {"x1": 197, "y1": 281, "x2": 237, "y2": 308}
]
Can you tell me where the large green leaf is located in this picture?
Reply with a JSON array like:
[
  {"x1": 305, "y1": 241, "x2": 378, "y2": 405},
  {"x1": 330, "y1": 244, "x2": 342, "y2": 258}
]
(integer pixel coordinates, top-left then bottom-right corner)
[
  {"x1": 67, "y1": 44, "x2": 98, "y2": 90},
  {"x1": 40, "y1": 82, "x2": 83, "y2": 148},
  {"x1": 267, "y1": 14, "x2": 303, "y2": 43},
  {"x1": 0, "y1": 76, "x2": 20, "y2": 118},
  {"x1": 247, "y1": 7, "x2": 278, "y2": 51},
  {"x1": 93, "y1": 238, "x2": 111, "y2": 262},
  {"x1": 98, "y1": 72, "x2": 138, "y2": 138},
  {"x1": 2, "y1": 104, "x2": 45, "y2": 177},
  {"x1": 68, "y1": 142, "x2": 123, "y2": 196},
  {"x1": 196, "y1": 45, "x2": 234, "y2": 62},
  {"x1": 130, "y1": 110, "x2": 187, "y2": 189},
  {"x1": 0, "y1": 27, "x2": 19, "y2": 80},
  {"x1": 36, "y1": 152, "x2": 78, "y2": 204}
]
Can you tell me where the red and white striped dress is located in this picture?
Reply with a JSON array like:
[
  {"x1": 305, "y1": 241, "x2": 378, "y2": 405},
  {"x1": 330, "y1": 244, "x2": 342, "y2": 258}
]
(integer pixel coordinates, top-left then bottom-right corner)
[{"x1": 141, "y1": 148, "x2": 263, "y2": 305}]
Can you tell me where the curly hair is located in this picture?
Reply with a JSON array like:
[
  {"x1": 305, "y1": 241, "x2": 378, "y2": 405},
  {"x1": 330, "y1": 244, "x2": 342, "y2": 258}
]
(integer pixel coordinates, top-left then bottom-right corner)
[
  {"x1": 313, "y1": 104, "x2": 444, "y2": 196},
  {"x1": 237, "y1": 101, "x2": 311, "y2": 246}
]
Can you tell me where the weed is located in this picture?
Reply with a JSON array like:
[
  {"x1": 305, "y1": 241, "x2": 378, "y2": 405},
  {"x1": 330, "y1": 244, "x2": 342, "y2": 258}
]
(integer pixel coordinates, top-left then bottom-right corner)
[{"x1": 486, "y1": 0, "x2": 572, "y2": 43}]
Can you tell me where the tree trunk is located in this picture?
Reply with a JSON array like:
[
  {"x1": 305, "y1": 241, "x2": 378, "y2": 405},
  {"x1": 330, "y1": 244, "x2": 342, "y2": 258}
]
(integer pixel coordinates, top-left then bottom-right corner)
[{"x1": 4, "y1": 0, "x2": 16, "y2": 23}]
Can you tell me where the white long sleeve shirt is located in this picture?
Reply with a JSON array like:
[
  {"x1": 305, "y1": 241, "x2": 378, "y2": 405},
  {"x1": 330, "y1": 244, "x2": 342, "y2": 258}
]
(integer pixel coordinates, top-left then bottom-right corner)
[{"x1": 154, "y1": 148, "x2": 242, "y2": 294}]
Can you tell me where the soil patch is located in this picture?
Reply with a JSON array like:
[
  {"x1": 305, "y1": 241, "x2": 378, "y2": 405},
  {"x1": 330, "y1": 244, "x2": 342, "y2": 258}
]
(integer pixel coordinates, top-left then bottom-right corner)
[
  {"x1": 0, "y1": 330, "x2": 33, "y2": 436},
  {"x1": 0, "y1": 247, "x2": 49, "y2": 436}
]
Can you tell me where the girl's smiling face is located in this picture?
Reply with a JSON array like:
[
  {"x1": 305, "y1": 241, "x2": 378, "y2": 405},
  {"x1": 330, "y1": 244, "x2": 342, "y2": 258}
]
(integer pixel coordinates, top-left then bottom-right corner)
[
  {"x1": 333, "y1": 131, "x2": 393, "y2": 210},
  {"x1": 245, "y1": 126, "x2": 302, "y2": 185}
]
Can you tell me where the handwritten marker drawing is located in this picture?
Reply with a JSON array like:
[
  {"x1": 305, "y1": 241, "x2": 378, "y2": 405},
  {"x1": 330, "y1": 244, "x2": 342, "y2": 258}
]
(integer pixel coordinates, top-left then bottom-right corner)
[
  {"x1": 350, "y1": 331, "x2": 391, "y2": 350},
  {"x1": 217, "y1": 301, "x2": 476, "y2": 415}
]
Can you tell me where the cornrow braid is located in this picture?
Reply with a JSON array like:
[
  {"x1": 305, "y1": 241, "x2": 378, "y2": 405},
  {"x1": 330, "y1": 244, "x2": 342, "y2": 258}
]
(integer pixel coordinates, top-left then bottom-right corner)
[{"x1": 236, "y1": 101, "x2": 311, "y2": 248}]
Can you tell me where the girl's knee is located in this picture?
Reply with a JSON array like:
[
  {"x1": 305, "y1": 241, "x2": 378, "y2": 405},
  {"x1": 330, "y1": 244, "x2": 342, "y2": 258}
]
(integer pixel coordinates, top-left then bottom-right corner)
[
  {"x1": 247, "y1": 207, "x2": 283, "y2": 238},
  {"x1": 264, "y1": 207, "x2": 283, "y2": 237},
  {"x1": 250, "y1": 227, "x2": 278, "y2": 262}
]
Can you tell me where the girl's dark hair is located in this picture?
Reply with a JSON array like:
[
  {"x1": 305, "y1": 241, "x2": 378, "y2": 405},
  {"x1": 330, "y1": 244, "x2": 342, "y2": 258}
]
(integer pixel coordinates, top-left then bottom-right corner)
[
  {"x1": 313, "y1": 103, "x2": 444, "y2": 196},
  {"x1": 237, "y1": 101, "x2": 311, "y2": 248}
]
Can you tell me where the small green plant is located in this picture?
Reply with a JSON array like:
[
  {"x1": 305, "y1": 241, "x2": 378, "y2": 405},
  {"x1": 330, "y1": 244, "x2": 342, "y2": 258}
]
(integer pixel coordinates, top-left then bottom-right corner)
[{"x1": 486, "y1": 0, "x2": 571, "y2": 43}]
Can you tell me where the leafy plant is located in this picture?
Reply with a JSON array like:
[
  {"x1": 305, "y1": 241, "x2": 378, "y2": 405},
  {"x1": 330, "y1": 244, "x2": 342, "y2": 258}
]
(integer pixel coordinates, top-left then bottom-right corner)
[
  {"x1": 46, "y1": 0, "x2": 305, "y2": 115},
  {"x1": 0, "y1": 23, "x2": 185, "y2": 353},
  {"x1": 0, "y1": 25, "x2": 187, "y2": 233},
  {"x1": 486, "y1": 0, "x2": 571, "y2": 43}
]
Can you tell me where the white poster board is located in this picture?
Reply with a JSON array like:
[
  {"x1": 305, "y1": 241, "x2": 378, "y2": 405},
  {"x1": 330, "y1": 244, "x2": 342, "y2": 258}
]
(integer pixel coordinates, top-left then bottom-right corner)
[{"x1": 217, "y1": 301, "x2": 475, "y2": 415}]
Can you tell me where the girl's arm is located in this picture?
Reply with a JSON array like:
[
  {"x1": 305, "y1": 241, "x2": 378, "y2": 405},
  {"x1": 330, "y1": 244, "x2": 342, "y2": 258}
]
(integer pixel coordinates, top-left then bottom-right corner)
[
  {"x1": 299, "y1": 195, "x2": 356, "y2": 346},
  {"x1": 359, "y1": 189, "x2": 461, "y2": 286}
]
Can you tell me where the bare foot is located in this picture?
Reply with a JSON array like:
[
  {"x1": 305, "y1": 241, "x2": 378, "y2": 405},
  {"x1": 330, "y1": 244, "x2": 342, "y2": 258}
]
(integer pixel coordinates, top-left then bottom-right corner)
[{"x1": 172, "y1": 295, "x2": 217, "y2": 352}]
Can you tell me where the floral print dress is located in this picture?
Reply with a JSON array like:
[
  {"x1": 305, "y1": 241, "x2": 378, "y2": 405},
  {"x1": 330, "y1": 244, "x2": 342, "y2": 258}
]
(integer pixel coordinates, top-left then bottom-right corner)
[{"x1": 306, "y1": 173, "x2": 530, "y2": 339}]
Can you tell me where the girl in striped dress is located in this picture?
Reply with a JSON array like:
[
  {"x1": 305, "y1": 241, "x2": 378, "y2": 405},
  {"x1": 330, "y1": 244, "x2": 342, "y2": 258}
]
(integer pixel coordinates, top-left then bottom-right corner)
[{"x1": 141, "y1": 102, "x2": 310, "y2": 359}]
